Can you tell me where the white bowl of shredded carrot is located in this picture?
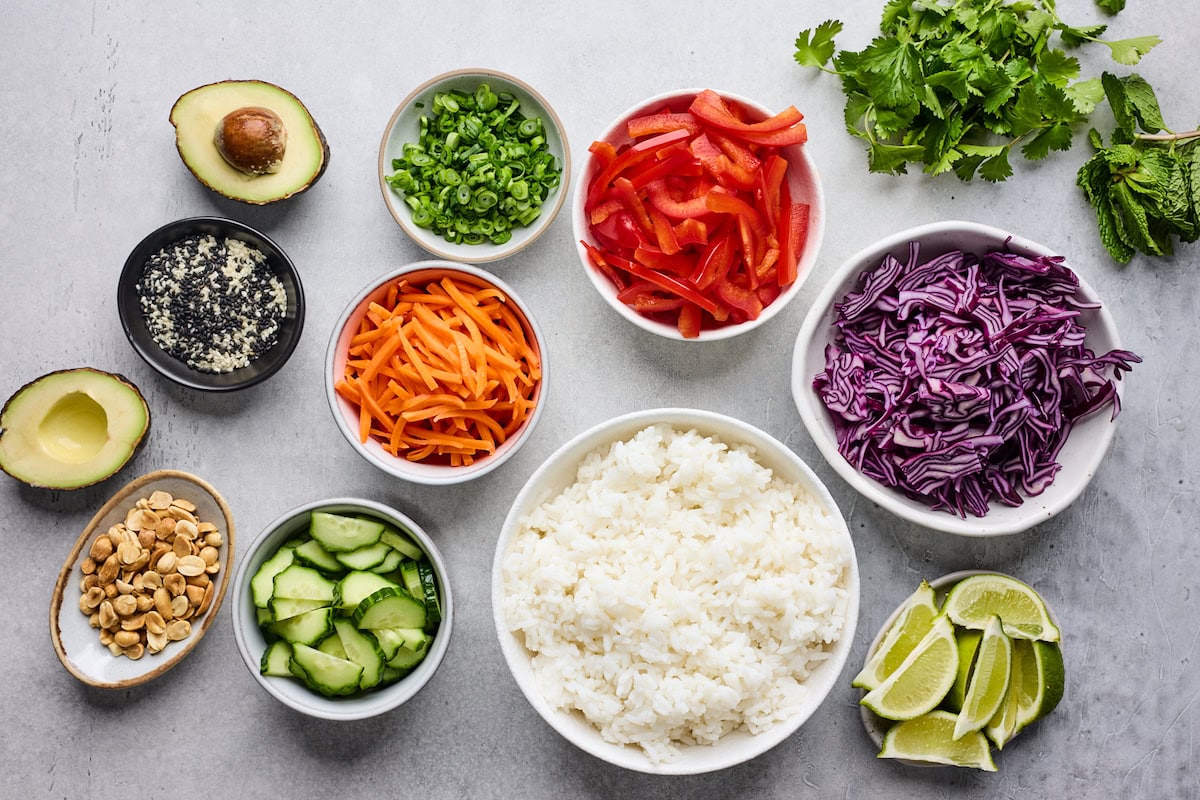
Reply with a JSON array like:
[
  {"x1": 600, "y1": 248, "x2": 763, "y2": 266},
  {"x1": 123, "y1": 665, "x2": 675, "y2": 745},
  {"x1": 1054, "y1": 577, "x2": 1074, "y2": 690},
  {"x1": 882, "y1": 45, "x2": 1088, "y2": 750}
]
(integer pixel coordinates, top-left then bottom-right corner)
[{"x1": 325, "y1": 261, "x2": 546, "y2": 484}]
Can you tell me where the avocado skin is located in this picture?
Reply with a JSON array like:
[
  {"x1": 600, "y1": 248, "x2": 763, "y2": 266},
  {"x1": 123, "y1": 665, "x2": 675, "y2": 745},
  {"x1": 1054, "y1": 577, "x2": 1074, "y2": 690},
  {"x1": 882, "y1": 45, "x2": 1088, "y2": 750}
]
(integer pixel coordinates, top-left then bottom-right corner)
[
  {"x1": 0, "y1": 367, "x2": 151, "y2": 491},
  {"x1": 170, "y1": 79, "x2": 330, "y2": 206}
]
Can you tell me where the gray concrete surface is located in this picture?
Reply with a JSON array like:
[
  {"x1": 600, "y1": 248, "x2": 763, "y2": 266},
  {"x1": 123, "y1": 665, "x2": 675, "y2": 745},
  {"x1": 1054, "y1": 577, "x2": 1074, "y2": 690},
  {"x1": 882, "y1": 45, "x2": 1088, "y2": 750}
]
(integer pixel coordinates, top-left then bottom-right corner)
[{"x1": 2, "y1": 2, "x2": 1197, "y2": 798}]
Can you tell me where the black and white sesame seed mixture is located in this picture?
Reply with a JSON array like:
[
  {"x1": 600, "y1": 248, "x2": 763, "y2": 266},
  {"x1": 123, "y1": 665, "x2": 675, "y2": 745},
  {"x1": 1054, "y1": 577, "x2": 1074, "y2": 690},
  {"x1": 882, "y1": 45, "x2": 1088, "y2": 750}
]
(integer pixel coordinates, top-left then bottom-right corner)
[{"x1": 137, "y1": 234, "x2": 287, "y2": 374}]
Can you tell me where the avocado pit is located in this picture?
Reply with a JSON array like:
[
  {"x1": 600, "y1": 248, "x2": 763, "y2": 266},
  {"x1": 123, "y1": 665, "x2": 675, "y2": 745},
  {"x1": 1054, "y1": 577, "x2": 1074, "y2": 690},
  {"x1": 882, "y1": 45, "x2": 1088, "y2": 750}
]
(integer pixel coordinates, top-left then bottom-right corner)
[{"x1": 215, "y1": 106, "x2": 287, "y2": 175}]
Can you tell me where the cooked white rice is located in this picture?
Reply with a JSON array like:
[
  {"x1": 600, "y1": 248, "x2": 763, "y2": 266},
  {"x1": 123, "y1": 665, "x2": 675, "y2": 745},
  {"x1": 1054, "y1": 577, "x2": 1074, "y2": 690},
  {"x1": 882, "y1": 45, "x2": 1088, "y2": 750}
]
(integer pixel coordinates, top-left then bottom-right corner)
[{"x1": 502, "y1": 423, "x2": 852, "y2": 762}]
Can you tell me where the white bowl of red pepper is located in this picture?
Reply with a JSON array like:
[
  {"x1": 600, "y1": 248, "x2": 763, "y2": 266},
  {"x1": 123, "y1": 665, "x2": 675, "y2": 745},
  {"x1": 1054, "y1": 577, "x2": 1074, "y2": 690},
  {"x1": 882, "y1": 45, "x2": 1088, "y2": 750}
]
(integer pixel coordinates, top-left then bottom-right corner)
[
  {"x1": 791, "y1": 220, "x2": 1139, "y2": 536},
  {"x1": 117, "y1": 216, "x2": 305, "y2": 392},
  {"x1": 573, "y1": 88, "x2": 825, "y2": 340}
]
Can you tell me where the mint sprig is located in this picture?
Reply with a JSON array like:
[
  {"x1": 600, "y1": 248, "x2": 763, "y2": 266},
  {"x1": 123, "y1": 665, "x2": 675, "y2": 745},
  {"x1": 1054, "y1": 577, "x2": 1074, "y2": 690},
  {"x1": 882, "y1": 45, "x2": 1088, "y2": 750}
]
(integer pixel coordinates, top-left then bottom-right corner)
[{"x1": 1077, "y1": 73, "x2": 1200, "y2": 263}]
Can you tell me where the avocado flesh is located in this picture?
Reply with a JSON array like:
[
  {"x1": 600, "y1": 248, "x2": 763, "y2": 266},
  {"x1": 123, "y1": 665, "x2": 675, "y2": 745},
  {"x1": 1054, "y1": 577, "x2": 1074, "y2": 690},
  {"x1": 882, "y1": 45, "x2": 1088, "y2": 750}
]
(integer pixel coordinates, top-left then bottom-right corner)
[
  {"x1": 0, "y1": 368, "x2": 150, "y2": 490},
  {"x1": 170, "y1": 80, "x2": 329, "y2": 205}
]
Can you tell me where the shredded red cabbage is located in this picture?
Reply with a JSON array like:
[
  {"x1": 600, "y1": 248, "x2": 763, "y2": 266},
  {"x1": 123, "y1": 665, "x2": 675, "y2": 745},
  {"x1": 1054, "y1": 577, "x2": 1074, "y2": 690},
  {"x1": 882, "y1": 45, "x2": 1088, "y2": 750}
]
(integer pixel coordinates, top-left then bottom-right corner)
[{"x1": 813, "y1": 242, "x2": 1140, "y2": 519}]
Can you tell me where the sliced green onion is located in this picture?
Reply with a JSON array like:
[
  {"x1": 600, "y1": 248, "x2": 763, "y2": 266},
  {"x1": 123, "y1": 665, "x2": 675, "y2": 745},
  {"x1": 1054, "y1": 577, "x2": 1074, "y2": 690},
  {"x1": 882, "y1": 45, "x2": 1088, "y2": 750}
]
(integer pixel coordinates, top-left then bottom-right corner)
[{"x1": 387, "y1": 81, "x2": 561, "y2": 246}]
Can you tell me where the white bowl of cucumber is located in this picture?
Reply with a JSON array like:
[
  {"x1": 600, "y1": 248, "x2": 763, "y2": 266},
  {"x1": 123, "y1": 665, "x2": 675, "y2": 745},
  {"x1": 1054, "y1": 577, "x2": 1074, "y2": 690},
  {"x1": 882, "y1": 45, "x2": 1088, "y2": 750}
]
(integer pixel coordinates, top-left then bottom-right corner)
[{"x1": 231, "y1": 498, "x2": 452, "y2": 720}]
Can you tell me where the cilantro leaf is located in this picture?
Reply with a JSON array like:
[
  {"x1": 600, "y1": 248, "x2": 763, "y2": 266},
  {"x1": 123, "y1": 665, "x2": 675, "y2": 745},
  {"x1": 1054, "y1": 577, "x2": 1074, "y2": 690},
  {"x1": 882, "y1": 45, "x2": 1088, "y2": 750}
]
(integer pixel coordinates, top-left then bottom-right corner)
[
  {"x1": 1104, "y1": 35, "x2": 1162, "y2": 65},
  {"x1": 1095, "y1": 0, "x2": 1127, "y2": 14},
  {"x1": 1065, "y1": 78, "x2": 1105, "y2": 115},
  {"x1": 1058, "y1": 23, "x2": 1107, "y2": 48},
  {"x1": 1036, "y1": 49, "x2": 1080, "y2": 86},
  {"x1": 795, "y1": 20, "x2": 844, "y2": 68},
  {"x1": 979, "y1": 149, "x2": 1015, "y2": 182},
  {"x1": 1021, "y1": 123, "x2": 1073, "y2": 160},
  {"x1": 856, "y1": 36, "x2": 923, "y2": 110},
  {"x1": 867, "y1": 142, "x2": 924, "y2": 174}
]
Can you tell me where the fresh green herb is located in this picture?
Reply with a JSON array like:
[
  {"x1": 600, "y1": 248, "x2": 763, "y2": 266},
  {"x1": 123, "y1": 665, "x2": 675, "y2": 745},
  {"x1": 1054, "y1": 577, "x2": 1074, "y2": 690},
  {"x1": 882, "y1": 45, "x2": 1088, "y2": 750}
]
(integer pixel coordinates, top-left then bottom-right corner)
[
  {"x1": 387, "y1": 83, "x2": 562, "y2": 245},
  {"x1": 1077, "y1": 73, "x2": 1200, "y2": 262},
  {"x1": 794, "y1": 1, "x2": 1161, "y2": 181}
]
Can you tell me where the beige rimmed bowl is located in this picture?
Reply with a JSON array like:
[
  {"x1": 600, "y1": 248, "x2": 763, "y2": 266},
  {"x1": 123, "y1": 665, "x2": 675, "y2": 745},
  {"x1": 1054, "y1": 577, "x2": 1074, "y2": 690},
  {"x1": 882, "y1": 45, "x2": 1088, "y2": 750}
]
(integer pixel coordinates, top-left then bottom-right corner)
[
  {"x1": 50, "y1": 469, "x2": 235, "y2": 688},
  {"x1": 378, "y1": 68, "x2": 570, "y2": 264}
]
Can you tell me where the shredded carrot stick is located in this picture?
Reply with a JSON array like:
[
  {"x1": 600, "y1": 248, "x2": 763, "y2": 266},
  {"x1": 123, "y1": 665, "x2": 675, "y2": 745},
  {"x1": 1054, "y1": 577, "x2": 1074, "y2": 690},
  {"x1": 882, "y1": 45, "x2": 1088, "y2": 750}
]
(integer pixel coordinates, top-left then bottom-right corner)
[{"x1": 336, "y1": 273, "x2": 540, "y2": 465}]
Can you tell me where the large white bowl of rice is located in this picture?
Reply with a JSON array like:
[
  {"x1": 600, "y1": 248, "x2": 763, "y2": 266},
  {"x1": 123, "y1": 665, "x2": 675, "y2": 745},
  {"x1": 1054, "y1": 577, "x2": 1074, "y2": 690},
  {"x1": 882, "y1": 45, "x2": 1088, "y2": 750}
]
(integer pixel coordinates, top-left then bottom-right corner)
[{"x1": 492, "y1": 408, "x2": 859, "y2": 774}]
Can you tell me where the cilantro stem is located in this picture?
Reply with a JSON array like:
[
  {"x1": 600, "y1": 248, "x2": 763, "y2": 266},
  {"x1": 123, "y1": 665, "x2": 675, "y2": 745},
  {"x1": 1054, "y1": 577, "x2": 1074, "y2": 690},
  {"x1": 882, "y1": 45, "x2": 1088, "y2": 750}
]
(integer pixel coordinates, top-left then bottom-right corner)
[{"x1": 1135, "y1": 129, "x2": 1200, "y2": 143}]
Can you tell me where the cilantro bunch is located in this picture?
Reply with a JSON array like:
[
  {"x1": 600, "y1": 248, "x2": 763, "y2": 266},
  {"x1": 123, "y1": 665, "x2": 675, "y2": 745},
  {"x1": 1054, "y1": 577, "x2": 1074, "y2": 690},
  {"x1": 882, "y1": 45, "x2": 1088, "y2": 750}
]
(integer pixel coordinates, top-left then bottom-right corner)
[
  {"x1": 1078, "y1": 73, "x2": 1200, "y2": 262},
  {"x1": 795, "y1": 0, "x2": 1160, "y2": 181}
]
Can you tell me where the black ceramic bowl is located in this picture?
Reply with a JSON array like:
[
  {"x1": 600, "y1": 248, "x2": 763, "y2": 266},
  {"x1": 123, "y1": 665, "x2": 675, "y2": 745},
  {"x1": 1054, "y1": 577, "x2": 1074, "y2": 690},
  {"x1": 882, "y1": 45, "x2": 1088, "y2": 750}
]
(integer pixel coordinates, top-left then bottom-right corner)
[{"x1": 117, "y1": 217, "x2": 305, "y2": 391}]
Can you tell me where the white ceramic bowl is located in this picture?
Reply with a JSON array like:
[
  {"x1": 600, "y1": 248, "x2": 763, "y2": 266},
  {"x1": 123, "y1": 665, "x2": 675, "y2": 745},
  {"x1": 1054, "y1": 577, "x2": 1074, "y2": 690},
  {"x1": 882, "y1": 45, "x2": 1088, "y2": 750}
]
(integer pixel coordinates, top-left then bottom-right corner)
[
  {"x1": 325, "y1": 260, "x2": 546, "y2": 485},
  {"x1": 858, "y1": 570, "x2": 1062, "y2": 758},
  {"x1": 378, "y1": 68, "x2": 570, "y2": 264},
  {"x1": 791, "y1": 220, "x2": 1128, "y2": 536},
  {"x1": 492, "y1": 407, "x2": 859, "y2": 774},
  {"x1": 230, "y1": 498, "x2": 453, "y2": 721},
  {"x1": 50, "y1": 470, "x2": 236, "y2": 688},
  {"x1": 572, "y1": 88, "x2": 825, "y2": 341}
]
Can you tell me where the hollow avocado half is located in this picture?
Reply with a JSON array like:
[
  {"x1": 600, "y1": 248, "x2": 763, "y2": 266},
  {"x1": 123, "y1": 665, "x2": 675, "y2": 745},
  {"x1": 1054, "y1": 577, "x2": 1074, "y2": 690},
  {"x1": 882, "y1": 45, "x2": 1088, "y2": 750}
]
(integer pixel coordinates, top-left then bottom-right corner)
[
  {"x1": 0, "y1": 368, "x2": 150, "y2": 490},
  {"x1": 170, "y1": 79, "x2": 329, "y2": 205}
]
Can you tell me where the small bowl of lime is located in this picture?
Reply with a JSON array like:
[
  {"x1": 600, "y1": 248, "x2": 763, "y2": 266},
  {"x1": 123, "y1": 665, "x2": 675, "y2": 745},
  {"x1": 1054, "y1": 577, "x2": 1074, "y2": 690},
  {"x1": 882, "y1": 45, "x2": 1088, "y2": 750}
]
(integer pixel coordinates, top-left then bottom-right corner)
[{"x1": 855, "y1": 571, "x2": 1064, "y2": 771}]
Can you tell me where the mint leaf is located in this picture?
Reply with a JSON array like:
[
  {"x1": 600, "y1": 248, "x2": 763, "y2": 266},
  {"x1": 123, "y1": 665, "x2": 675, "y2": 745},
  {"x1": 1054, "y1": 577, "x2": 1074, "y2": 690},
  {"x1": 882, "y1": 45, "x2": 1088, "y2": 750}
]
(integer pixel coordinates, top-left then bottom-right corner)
[
  {"x1": 795, "y1": 20, "x2": 844, "y2": 68},
  {"x1": 1078, "y1": 154, "x2": 1135, "y2": 263},
  {"x1": 1104, "y1": 35, "x2": 1162, "y2": 65},
  {"x1": 1112, "y1": 180, "x2": 1164, "y2": 256},
  {"x1": 1123, "y1": 74, "x2": 1166, "y2": 132}
]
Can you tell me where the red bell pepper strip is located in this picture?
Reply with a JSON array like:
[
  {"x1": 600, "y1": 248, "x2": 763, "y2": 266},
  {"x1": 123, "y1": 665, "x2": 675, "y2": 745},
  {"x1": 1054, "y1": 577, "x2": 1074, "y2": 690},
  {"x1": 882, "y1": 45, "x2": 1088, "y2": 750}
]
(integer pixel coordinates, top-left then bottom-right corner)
[
  {"x1": 613, "y1": 176, "x2": 653, "y2": 236},
  {"x1": 689, "y1": 228, "x2": 736, "y2": 290},
  {"x1": 585, "y1": 128, "x2": 692, "y2": 211},
  {"x1": 715, "y1": 278, "x2": 764, "y2": 321},
  {"x1": 756, "y1": 154, "x2": 788, "y2": 227},
  {"x1": 605, "y1": 251, "x2": 721, "y2": 315},
  {"x1": 690, "y1": 133, "x2": 757, "y2": 191},
  {"x1": 627, "y1": 149, "x2": 700, "y2": 190},
  {"x1": 626, "y1": 112, "x2": 700, "y2": 138},
  {"x1": 777, "y1": 196, "x2": 810, "y2": 287},
  {"x1": 581, "y1": 240, "x2": 630, "y2": 292},
  {"x1": 709, "y1": 130, "x2": 762, "y2": 173},
  {"x1": 588, "y1": 140, "x2": 618, "y2": 168},
  {"x1": 730, "y1": 125, "x2": 809, "y2": 147},
  {"x1": 677, "y1": 302, "x2": 702, "y2": 339},
  {"x1": 647, "y1": 204, "x2": 682, "y2": 255},
  {"x1": 646, "y1": 179, "x2": 712, "y2": 219},
  {"x1": 689, "y1": 89, "x2": 805, "y2": 134},
  {"x1": 589, "y1": 198, "x2": 623, "y2": 226},
  {"x1": 672, "y1": 218, "x2": 708, "y2": 247},
  {"x1": 633, "y1": 247, "x2": 693, "y2": 276}
]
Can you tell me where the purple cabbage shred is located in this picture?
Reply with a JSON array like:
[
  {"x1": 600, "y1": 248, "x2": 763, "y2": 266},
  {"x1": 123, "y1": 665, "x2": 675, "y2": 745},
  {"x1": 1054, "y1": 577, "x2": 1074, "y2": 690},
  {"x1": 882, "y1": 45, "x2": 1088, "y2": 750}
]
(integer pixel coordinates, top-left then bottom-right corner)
[{"x1": 813, "y1": 242, "x2": 1140, "y2": 519}]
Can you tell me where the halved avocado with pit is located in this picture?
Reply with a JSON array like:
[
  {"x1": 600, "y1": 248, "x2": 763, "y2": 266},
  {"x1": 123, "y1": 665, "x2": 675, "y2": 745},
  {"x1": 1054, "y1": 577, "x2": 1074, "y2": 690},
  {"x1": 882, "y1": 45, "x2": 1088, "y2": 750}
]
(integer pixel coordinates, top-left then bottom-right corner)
[
  {"x1": 170, "y1": 80, "x2": 329, "y2": 205},
  {"x1": 0, "y1": 368, "x2": 150, "y2": 490}
]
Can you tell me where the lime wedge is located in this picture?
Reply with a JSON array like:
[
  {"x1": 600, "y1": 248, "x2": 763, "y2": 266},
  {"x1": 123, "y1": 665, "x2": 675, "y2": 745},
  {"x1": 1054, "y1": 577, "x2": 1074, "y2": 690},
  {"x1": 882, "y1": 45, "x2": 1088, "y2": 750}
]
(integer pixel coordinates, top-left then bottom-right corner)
[
  {"x1": 944, "y1": 574, "x2": 1060, "y2": 642},
  {"x1": 852, "y1": 580, "x2": 940, "y2": 691},
  {"x1": 879, "y1": 710, "x2": 998, "y2": 772},
  {"x1": 953, "y1": 616, "x2": 1012, "y2": 740},
  {"x1": 944, "y1": 628, "x2": 982, "y2": 713},
  {"x1": 861, "y1": 615, "x2": 958, "y2": 721},
  {"x1": 984, "y1": 666, "x2": 1020, "y2": 749},
  {"x1": 1013, "y1": 638, "x2": 1066, "y2": 733}
]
